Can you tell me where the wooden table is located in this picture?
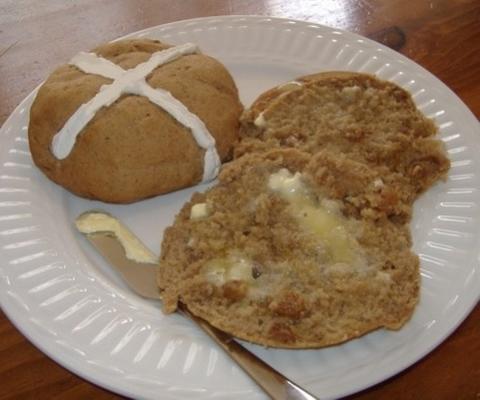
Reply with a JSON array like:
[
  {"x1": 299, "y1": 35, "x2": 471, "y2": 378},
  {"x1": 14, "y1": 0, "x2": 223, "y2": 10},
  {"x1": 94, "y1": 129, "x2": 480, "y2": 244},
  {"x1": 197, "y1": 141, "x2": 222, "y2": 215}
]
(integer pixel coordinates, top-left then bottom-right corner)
[{"x1": 0, "y1": 1, "x2": 479, "y2": 399}]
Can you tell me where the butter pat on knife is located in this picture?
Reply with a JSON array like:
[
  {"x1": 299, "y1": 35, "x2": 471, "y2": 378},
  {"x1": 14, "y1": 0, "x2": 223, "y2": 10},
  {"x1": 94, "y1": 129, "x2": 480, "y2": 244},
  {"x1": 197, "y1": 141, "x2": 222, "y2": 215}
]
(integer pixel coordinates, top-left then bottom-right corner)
[
  {"x1": 76, "y1": 211, "x2": 158, "y2": 264},
  {"x1": 75, "y1": 211, "x2": 160, "y2": 299}
]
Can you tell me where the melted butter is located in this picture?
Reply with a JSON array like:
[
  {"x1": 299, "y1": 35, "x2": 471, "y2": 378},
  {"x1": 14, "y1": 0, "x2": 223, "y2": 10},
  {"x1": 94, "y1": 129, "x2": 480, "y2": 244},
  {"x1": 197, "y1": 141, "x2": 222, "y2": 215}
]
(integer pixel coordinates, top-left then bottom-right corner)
[
  {"x1": 291, "y1": 201, "x2": 353, "y2": 263},
  {"x1": 254, "y1": 112, "x2": 267, "y2": 128},
  {"x1": 268, "y1": 168, "x2": 355, "y2": 263},
  {"x1": 190, "y1": 202, "x2": 210, "y2": 219},
  {"x1": 203, "y1": 253, "x2": 254, "y2": 286}
]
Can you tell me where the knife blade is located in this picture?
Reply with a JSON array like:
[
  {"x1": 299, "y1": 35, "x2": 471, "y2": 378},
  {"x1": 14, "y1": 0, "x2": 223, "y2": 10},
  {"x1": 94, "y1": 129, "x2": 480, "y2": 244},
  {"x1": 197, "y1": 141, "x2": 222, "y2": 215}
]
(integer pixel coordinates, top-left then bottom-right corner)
[{"x1": 85, "y1": 232, "x2": 161, "y2": 299}]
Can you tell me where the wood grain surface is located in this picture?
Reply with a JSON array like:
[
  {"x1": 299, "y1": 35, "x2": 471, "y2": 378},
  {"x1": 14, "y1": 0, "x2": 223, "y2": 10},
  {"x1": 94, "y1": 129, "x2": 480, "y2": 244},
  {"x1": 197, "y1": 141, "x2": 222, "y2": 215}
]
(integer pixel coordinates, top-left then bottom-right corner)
[{"x1": 0, "y1": 1, "x2": 479, "y2": 399}]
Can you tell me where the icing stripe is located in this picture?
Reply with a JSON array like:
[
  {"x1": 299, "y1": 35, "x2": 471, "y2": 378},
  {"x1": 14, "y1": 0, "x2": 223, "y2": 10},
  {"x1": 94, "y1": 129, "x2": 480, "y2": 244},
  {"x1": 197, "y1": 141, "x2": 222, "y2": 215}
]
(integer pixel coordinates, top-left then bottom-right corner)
[
  {"x1": 135, "y1": 82, "x2": 220, "y2": 181},
  {"x1": 51, "y1": 43, "x2": 220, "y2": 182},
  {"x1": 70, "y1": 52, "x2": 124, "y2": 79}
]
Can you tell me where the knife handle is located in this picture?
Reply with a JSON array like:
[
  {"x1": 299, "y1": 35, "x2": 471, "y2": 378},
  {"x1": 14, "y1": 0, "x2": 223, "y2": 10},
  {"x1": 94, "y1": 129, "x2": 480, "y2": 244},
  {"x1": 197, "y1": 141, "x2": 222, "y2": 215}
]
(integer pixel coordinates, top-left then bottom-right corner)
[{"x1": 179, "y1": 303, "x2": 318, "y2": 400}]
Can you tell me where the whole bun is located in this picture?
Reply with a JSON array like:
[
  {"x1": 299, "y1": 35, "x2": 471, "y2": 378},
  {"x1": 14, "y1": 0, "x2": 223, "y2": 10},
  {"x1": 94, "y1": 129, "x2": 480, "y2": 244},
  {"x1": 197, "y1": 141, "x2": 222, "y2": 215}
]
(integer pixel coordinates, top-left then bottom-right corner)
[{"x1": 29, "y1": 39, "x2": 243, "y2": 203}]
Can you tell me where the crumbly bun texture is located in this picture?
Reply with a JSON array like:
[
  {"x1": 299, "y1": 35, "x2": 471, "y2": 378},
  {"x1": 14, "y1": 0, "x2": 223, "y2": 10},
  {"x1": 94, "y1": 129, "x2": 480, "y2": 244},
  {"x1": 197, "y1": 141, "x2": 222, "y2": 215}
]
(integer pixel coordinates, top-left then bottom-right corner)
[
  {"x1": 158, "y1": 150, "x2": 419, "y2": 348},
  {"x1": 29, "y1": 39, "x2": 243, "y2": 203},
  {"x1": 236, "y1": 71, "x2": 449, "y2": 203}
]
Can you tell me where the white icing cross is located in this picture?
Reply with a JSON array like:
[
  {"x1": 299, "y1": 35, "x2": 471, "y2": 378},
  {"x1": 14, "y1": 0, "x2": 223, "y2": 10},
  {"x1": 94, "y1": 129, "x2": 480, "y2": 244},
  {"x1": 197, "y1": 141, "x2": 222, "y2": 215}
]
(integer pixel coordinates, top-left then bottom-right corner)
[{"x1": 51, "y1": 43, "x2": 220, "y2": 182}]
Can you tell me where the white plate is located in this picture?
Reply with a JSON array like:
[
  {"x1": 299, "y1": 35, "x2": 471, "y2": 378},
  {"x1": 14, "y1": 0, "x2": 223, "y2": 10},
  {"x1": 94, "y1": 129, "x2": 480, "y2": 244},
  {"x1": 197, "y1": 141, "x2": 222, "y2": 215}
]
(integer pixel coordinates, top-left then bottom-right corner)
[{"x1": 0, "y1": 16, "x2": 479, "y2": 400}]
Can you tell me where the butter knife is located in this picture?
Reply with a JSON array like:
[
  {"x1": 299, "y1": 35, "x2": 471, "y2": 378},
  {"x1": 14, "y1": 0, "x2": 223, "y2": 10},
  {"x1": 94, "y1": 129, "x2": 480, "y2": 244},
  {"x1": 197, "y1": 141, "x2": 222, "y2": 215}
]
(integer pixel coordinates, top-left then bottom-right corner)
[{"x1": 76, "y1": 211, "x2": 318, "y2": 400}]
